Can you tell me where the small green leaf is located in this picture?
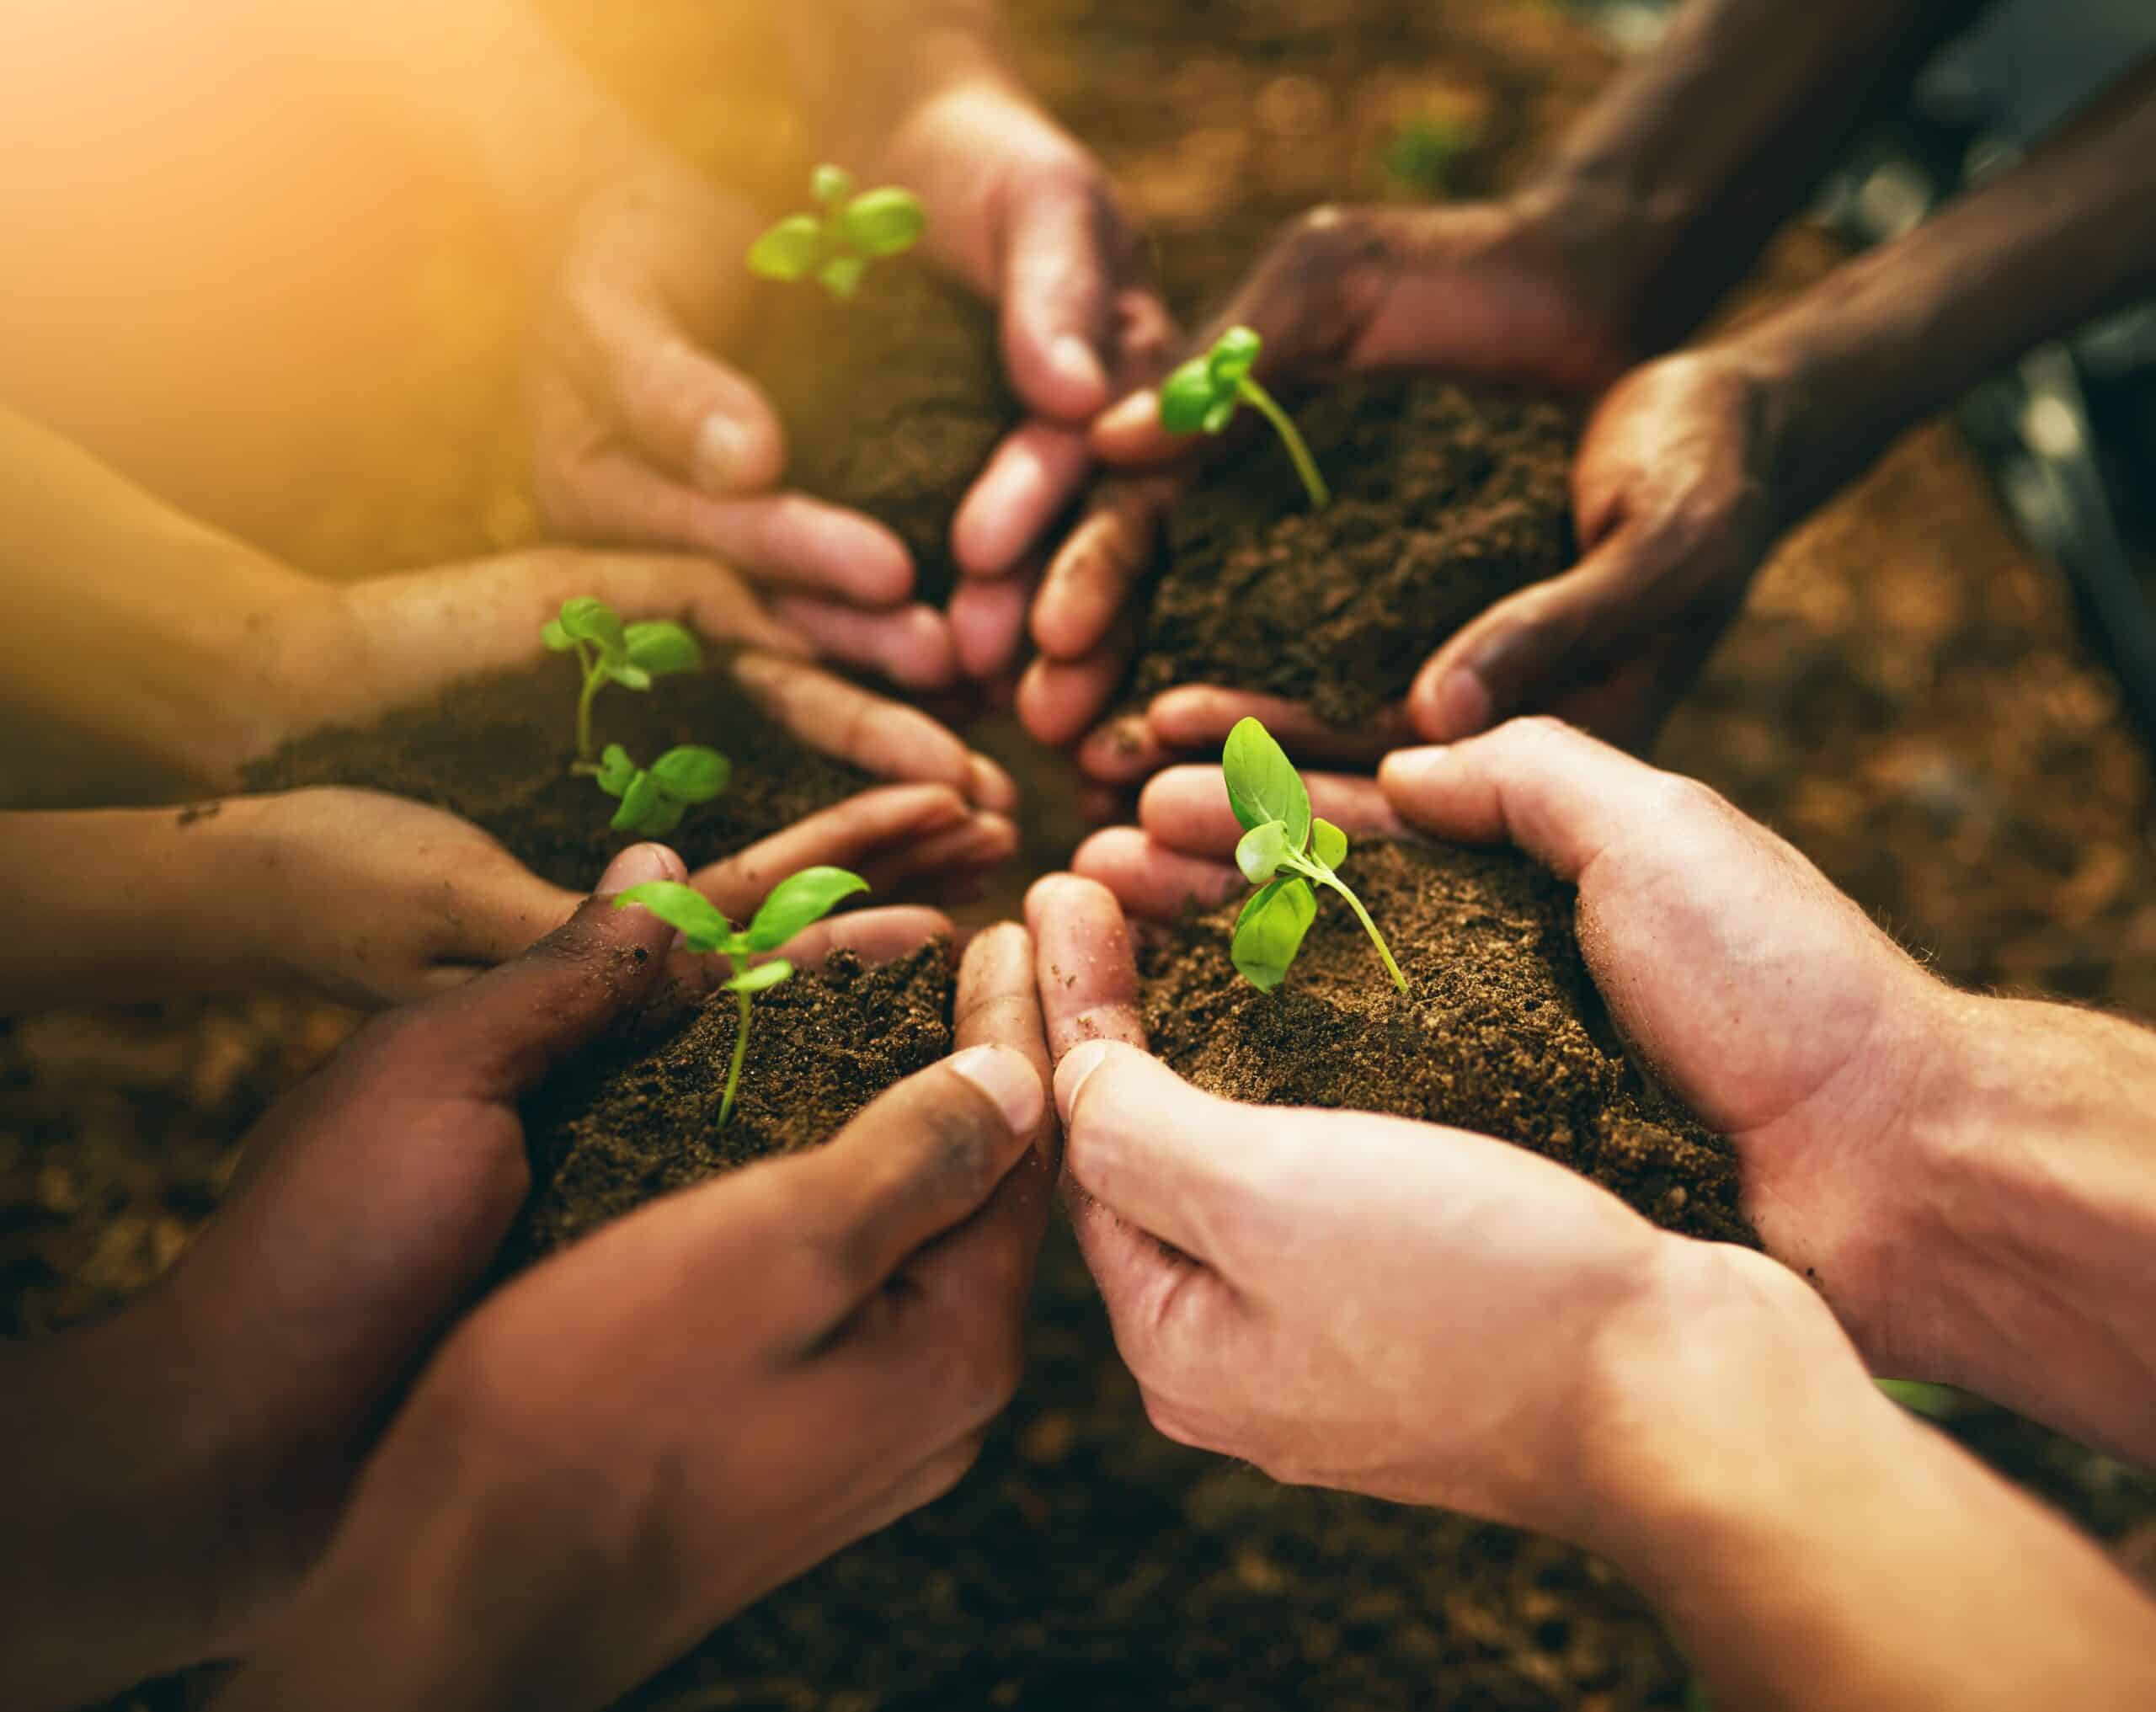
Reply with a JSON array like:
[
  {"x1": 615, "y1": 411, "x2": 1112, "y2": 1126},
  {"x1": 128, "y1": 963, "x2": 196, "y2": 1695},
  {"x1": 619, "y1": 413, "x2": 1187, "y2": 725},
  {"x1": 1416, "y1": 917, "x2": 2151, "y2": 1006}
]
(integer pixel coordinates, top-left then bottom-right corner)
[
  {"x1": 841, "y1": 187, "x2": 926, "y2": 258},
  {"x1": 595, "y1": 744, "x2": 638, "y2": 797},
  {"x1": 557, "y1": 596, "x2": 626, "y2": 654},
  {"x1": 1223, "y1": 717, "x2": 1311, "y2": 850},
  {"x1": 541, "y1": 618, "x2": 573, "y2": 652},
  {"x1": 810, "y1": 163, "x2": 856, "y2": 207},
  {"x1": 724, "y1": 958, "x2": 795, "y2": 995},
  {"x1": 744, "y1": 866, "x2": 870, "y2": 952},
  {"x1": 1310, "y1": 817, "x2": 1348, "y2": 870},
  {"x1": 643, "y1": 797, "x2": 686, "y2": 836},
  {"x1": 1201, "y1": 395, "x2": 1238, "y2": 434},
  {"x1": 1159, "y1": 356, "x2": 1228, "y2": 435},
  {"x1": 648, "y1": 744, "x2": 731, "y2": 804},
  {"x1": 1208, "y1": 325, "x2": 1262, "y2": 388},
  {"x1": 610, "y1": 770, "x2": 661, "y2": 833},
  {"x1": 613, "y1": 881, "x2": 734, "y2": 953},
  {"x1": 1235, "y1": 819, "x2": 1290, "y2": 884},
  {"x1": 623, "y1": 620, "x2": 701, "y2": 678},
  {"x1": 748, "y1": 213, "x2": 825, "y2": 281},
  {"x1": 818, "y1": 253, "x2": 867, "y2": 299},
  {"x1": 607, "y1": 661, "x2": 654, "y2": 693},
  {"x1": 1231, "y1": 877, "x2": 1317, "y2": 991}
]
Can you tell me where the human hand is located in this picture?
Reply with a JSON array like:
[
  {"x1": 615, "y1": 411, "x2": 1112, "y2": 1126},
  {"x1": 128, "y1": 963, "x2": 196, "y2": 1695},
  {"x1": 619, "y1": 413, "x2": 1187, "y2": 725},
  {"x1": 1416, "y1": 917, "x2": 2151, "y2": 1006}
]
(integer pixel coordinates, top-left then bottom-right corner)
[
  {"x1": 213, "y1": 924, "x2": 1056, "y2": 1712},
  {"x1": 1038, "y1": 200, "x2": 1630, "y2": 772},
  {"x1": 1072, "y1": 719, "x2": 1956, "y2": 1372},
  {"x1": 526, "y1": 158, "x2": 957, "y2": 688}
]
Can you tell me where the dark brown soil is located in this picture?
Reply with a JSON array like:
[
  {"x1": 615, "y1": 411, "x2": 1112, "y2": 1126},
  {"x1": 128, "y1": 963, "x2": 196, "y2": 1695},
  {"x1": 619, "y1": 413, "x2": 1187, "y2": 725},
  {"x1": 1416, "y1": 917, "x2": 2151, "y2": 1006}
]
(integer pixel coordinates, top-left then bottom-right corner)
[
  {"x1": 1129, "y1": 379, "x2": 1579, "y2": 728},
  {"x1": 737, "y1": 261, "x2": 1021, "y2": 609},
  {"x1": 504, "y1": 942, "x2": 954, "y2": 1268},
  {"x1": 1139, "y1": 837, "x2": 1753, "y2": 1245},
  {"x1": 241, "y1": 655, "x2": 873, "y2": 892}
]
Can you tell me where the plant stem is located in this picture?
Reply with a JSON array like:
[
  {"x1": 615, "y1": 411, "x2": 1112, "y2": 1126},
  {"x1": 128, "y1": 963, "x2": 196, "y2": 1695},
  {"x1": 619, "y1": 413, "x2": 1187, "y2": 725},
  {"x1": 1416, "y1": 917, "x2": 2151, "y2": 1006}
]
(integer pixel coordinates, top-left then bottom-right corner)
[
  {"x1": 719, "y1": 966, "x2": 753, "y2": 1130},
  {"x1": 574, "y1": 661, "x2": 605, "y2": 765},
  {"x1": 1237, "y1": 376, "x2": 1331, "y2": 509},
  {"x1": 1300, "y1": 861, "x2": 1408, "y2": 994}
]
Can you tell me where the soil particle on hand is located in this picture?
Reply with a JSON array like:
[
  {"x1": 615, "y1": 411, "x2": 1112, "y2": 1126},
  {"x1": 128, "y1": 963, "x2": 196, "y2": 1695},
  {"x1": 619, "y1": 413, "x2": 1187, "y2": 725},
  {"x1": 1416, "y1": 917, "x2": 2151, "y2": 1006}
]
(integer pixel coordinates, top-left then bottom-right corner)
[
  {"x1": 241, "y1": 654, "x2": 874, "y2": 891},
  {"x1": 737, "y1": 262, "x2": 1021, "y2": 608},
  {"x1": 504, "y1": 942, "x2": 955, "y2": 1267},
  {"x1": 1139, "y1": 837, "x2": 1752, "y2": 1244},
  {"x1": 1130, "y1": 378, "x2": 1578, "y2": 728}
]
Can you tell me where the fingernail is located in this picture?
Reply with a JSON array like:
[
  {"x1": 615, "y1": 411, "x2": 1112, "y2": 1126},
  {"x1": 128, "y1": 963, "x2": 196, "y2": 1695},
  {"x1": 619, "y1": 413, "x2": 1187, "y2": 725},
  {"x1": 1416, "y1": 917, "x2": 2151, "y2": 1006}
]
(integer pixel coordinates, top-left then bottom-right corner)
[
  {"x1": 1378, "y1": 745, "x2": 1454, "y2": 796},
  {"x1": 596, "y1": 842, "x2": 680, "y2": 894},
  {"x1": 968, "y1": 752, "x2": 1017, "y2": 810},
  {"x1": 692, "y1": 412, "x2": 750, "y2": 494},
  {"x1": 1051, "y1": 333, "x2": 1107, "y2": 403},
  {"x1": 1053, "y1": 1038, "x2": 1115, "y2": 1124},
  {"x1": 948, "y1": 1044, "x2": 1047, "y2": 1135},
  {"x1": 1431, "y1": 669, "x2": 1492, "y2": 741}
]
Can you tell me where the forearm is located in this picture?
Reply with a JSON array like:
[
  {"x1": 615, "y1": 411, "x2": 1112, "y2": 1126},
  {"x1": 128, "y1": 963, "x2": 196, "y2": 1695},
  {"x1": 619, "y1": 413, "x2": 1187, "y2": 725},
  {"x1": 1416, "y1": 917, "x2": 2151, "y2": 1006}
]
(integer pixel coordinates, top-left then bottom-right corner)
[
  {"x1": 1588, "y1": 1245, "x2": 2156, "y2": 1712},
  {"x1": 1517, "y1": 0, "x2": 1995, "y2": 353},
  {"x1": 0, "y1": 408, "x2": 320, "y2": 784}
]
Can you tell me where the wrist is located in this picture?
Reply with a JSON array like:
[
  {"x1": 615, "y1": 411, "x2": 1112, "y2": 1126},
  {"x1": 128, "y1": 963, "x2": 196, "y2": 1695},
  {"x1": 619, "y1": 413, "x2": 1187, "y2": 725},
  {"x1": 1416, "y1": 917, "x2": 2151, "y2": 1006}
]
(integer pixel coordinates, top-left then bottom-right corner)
[{"x1": 1504, "y1": 168, "x2": 1698, "y2": 368}]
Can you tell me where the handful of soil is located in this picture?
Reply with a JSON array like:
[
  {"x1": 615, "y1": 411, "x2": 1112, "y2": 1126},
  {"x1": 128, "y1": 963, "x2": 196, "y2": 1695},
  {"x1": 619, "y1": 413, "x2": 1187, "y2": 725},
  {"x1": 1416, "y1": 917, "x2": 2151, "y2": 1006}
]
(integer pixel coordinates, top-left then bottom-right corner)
[
  {"x1": 242, "y1": 655, "x2": 874, "y2": 891},
  {"x1": 506, "y1": 941, "x2": 956, "y2": 1269},
  {"x1": 738, "y1": 263, "x2": 1021, "y2": 608},
  {"x1": 1139, "y1": 837, "x2": 1752, "y2": 1243},
  {"x1": 1129, "y1": 379, "x2": 1578, "y2": 728}
]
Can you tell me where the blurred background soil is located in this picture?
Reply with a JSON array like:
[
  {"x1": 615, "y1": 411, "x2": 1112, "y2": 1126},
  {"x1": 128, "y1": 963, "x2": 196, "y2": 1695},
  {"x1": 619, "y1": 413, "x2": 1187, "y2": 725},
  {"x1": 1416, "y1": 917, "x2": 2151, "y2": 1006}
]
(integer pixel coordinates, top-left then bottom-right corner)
[{"x1": 3, "y1": 3, "x2": 2152, "y2": 1707}]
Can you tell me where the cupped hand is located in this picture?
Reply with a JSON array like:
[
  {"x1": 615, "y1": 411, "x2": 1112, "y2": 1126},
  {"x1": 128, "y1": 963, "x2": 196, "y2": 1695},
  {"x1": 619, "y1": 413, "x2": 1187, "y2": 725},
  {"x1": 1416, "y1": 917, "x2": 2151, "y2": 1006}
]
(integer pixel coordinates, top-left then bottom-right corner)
[
  {"x1": 526, "y1": 158, "x2": 955, "y2": 688},
  {"x1": 1033, "y1": 200, "x2": 1630, "y2": 770},
  {"x1": 215, "y1": 924, "x2": 1057, "y2": 1712},
  {"x1": 1071, "y1": 720, "x2": 1954, "y2": 1368}
]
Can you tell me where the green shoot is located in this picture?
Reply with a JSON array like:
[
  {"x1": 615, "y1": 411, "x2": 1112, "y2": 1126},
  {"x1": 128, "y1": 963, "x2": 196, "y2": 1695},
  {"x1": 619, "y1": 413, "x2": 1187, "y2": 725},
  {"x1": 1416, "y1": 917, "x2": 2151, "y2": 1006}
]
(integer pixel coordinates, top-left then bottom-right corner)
[
  {"x1": 1382, "y1": 111, "x2": 1482, "y2": 195},
  {"x1": 1158, "y1": 325, "x2": 1330, "y2": 509},
  {"x1": 1221, "y1": 717, "x2": 1406, "y2": 995},
  {"x1": 541, "y1": 597, "x2": 702, "y2": 764},
  {"x1": 614, "y1": 867, "x2": 869, "y2": 1128},
  {"x1": 590, "y1": 743, "x2": 730, "y2": 836},
  {"x1": 746, "y1": 163, "x2": 927, "y2": 301}
]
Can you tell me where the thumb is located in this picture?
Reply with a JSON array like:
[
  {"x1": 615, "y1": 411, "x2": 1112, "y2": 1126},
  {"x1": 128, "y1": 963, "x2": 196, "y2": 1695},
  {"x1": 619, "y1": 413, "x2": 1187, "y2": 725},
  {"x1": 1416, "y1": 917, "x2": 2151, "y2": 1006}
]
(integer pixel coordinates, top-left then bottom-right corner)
[
  {"x1": 390, "y1": 841, "x2": 688, "y2": 1101},
  {"x1": 586, "y1": 285, "x2": 786, "y2": 496},
  {"x1": 1001, "y1": 179, "x2": 1113, "y2": 421}
]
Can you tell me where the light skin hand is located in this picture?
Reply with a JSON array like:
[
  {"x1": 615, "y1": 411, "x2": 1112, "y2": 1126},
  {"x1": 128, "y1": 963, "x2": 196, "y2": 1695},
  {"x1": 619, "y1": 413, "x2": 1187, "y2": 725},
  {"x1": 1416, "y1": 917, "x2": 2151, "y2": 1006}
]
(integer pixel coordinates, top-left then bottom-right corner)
[{"x1": 214, "y1": 925, "x2": 1057, "y2": 1712}]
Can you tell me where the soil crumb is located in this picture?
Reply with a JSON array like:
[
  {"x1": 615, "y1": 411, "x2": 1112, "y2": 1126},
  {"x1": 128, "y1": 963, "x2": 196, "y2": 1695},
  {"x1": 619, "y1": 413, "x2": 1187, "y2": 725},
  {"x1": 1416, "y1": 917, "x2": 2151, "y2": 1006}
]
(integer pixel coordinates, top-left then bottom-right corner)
[
  {"x1": 242, "y1": 654, "x2": 873, "y2": 891},
  {"x1": 739, "y1": 262, "x2": 1020, "y2": 608},
  {"x1": 1140, "y1": 838, "x2": 1752, "y2": 1243},
  {"x1": 507, "y1": 942, "x2": 955, "y2": 1266},
  {"x1": 1132, "y1": 379, "x2": 1578, "y2": 728}
]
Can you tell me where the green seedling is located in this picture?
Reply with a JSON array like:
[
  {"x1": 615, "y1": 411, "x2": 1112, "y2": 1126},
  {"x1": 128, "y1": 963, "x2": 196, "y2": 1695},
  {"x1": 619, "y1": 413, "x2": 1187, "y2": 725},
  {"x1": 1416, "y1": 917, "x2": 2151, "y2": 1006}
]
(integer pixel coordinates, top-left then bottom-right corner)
[
  {"x1": 1222, "y1": 716, "x2": 1406, "y2": 995},
  {"x1": 615, "y1": 867, "x2": 870, "y2": 1128},
  {"x1": 590, "y1": 743, "x2": 730, "y2": 836},
  {"x1": 542, "y1": 596, "x2": 702, "y2": 763},
  {"x1": 747, "y1": 163, "x2": 927, "y2": 301},
  {"x1": 1382, "y1": 111, "x2": 1482, "y2": 195},
  {"x1": 1158, "y1": 324, "x2": 1331, "y2": 509}
]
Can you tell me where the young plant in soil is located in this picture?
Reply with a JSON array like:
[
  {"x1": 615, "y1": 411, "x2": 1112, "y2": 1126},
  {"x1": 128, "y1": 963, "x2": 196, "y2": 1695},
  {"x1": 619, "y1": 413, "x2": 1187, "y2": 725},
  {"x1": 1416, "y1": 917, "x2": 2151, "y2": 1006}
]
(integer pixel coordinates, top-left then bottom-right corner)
[
  {"x1": 615, "y1": 869, "x2": 870, "y2": 1128},
  {"x1": 747, "y1": 163, "x2": 928, "y2": 301},
  {"x1": 1159, "y1": 325, "x2": 1331, "y2": 509},
  {"x1": 542, "y1": 596, "x2": 702, "y2": 764},
  {"x1": 590, "y1": 742, "x2": 730, "y2": 836},
  {"x1": 1223, "y1": 717, "x2": 1406, "y2": 995}
]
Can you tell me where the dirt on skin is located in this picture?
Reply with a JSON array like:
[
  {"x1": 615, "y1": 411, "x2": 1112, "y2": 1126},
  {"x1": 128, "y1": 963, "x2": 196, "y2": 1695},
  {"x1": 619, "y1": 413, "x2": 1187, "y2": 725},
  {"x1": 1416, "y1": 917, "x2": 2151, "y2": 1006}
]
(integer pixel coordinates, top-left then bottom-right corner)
[
  {"x1": 1130, "y1": 379, "x2": 1579, "y2": 728},
  {"x1": 1139, "y1": 838, "x2": 1752, "y2": 1245},
  {"x1": 240, "y1": 654, "x2": 873, "y2": 892},
  {"x1": 737, "y1": 261, "x2": 1020, "y2": 609},
  {"x1": 504, "y1": 943, "x2": 955, "y2": 1268}
]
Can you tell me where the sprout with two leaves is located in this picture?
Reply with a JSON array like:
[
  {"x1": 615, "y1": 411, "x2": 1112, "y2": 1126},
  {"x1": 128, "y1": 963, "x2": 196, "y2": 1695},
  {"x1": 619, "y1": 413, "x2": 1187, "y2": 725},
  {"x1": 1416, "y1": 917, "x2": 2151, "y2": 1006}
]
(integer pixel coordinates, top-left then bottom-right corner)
[
  {"x1": 588, "y1": 742, "x2": 730, "y2": 837},
  {"x1": 542, "y1": 596, "x2": 704, "y2": 765},
  {"x1": 1224, "y1": 717, "x2": 1406, "y2": 995},
  {"x1": 615, "y1": 868, "x2": 871, "y2": 1128},
  {"x1": 747, "y1": 164, "x2": 928, "y2": 301},
  {"x1": 1159, "y1": 325, "x2": 1331, "y2": 510}
]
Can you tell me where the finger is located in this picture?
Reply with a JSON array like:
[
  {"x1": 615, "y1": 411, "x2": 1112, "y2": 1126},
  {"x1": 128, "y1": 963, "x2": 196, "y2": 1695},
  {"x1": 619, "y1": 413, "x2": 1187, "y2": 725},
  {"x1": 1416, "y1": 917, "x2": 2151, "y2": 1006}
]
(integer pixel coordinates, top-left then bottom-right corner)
[
  {"x1": 1075, "y1": 711, "x2": 1177, "y2": 785},
  {"x1": 1090, "y1": 386, "x2": 1188, "y2": 467},
  {"x1": 1031, "y1": 477, "x2": 1174, "y2": 662},
  {"x1": 421, "y1": 843, "x2": 587, "y2": 979},
  {"x1": 552, "y1": 447, "x2": 913, "y2": 606},
  {"x1": 579, "y1": 285, "x2": 787, "y2": 496},
  {"x1": 953, "y1": 424, "x2": 1092, "y2": 579},
  {"x1": 1070, "y1": 827, "x2": 1242, "y2": 923},
  {"x1": 782, "y1": 1043, "x2": 1047, "y2": 1327},
  {"x1": 768, "y1": 596, "x2": 958, "y2": 692},
  {"x1": 1136, "y1": 765, "x2": 1402, "y2": 858},
  {"x1": 1377, "y1": 718, "x2": 1684, "y2": 882},
  {"x1": 1001, "y1": 179, "x2": 1115, "y2": 422},
  {"x1": 1145, "y1": 686, "x2": 1415, "y2": 765},
  {"x1": 857, "y1": 814, "x2": 1020, "y2": 901},
  {"x1": 756, "y1": 905, "x2": 954, "y2": 973},
  {"x1": 1017, "y1": 645, "x2": 1134, "y2": 752},
  {"x1": 1023, "y1": 873, "x2": 1145, "y2": 1064},
  {"x1": 686, "y1": 785, "x2": 969, "y2": 917},
  {"x1": 947, "y1": 567, "x2": 1038, "y2": 683},
  {"x1": 383, "y1": 842, "x2": 686, "y2": 1100},
  {"x1": 953, "y1": 924, "x2": 1055, "y2": 1168},
  {"x1": 728, "y1": 653, "x2": 976, "y2": 793}
]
